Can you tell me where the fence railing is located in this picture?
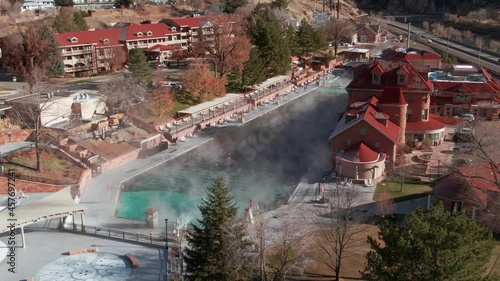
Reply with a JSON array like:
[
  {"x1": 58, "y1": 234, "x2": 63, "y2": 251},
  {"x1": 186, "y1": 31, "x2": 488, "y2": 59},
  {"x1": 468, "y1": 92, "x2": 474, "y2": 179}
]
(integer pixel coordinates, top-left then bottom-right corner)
[{"x1": 64, "y1": 224, "x2": 177, "y2": 246}]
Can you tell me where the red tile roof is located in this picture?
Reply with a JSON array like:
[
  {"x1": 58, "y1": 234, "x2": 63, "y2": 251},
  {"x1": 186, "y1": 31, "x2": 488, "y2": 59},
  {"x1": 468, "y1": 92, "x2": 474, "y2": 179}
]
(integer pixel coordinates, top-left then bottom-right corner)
[
  {"x1": 347, "y1": 58, "x2": 433, "y2": 93},
  {"x1": 377, "y1": 87, "x2": 407, "y2": 105},
  {"x1": 119, "y1": 23, "x2": 178, "y2": 41},
  {"x1": 358, "y1": 142, "x2": 379, "y2": 162},
  {"x1": 342, "y1": 142, "x2": 381, "y2": 162},
  {"x1": 405, "y1": 114, "x2": 445, "y2": 132},
  {"x1": 363, "y1": 104, "x2": 400, "y2": 142},
  {"x1": 381, "y1": 48, "x2": 442, "y2": 60},
  {"x1": 433, "y1": 81, "x2": 500, "y2": 95},
  {"x1": 56, "y1": 29, "x2": 122, "y2": 48}
]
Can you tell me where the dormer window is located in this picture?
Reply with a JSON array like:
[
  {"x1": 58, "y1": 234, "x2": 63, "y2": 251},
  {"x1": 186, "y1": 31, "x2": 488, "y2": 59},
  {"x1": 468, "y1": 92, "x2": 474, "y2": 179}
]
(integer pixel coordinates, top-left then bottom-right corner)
[
  {"x1": 135, "y1": 32, "x2": 143, "y2": 37},
  {"x1": 372, "y1": 74, "x2": 381, "y2": 84},
  {"x1": 146, "y1": 31, "x2": 152, "y2": 36},
  {"x1": 398, "y1": 74, "x2": 407, "y2": 85},
  {"x1": 171, "y1": 27, "x2": 177, "y2": 31},
  {"x1": 68, "y1": 37, "x2": 78, "y2": 43},
  {"x1": 100, "y1": 38, "x2": 110, "y2": 44}
]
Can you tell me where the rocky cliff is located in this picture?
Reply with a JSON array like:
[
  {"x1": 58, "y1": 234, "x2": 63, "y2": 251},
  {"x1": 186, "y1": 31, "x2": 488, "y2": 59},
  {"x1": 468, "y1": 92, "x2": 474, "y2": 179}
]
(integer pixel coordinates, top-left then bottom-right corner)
[{"x1": 356, "y1": 0, "x2": 499, "y2": 15}]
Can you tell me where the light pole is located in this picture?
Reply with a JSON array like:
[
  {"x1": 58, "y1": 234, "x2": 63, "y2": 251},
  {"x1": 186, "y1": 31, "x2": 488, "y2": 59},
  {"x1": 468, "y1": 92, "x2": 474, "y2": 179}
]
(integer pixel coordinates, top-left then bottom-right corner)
[
  {"x1": 445, "y1": 32, "x2": 450, "y2": 61},
  {"x1": 478, "y1": 35, "x2": 491, "y2": 69},
  {"x1": 165, "y1": 218, "x2": 169, "y2": 275}
]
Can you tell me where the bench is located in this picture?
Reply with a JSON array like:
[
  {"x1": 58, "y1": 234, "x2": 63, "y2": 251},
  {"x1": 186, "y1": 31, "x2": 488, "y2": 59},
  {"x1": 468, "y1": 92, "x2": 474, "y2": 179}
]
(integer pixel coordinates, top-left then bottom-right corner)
[
  {"x1": 124, "y1": 253, "x2": 140, "y2": 268},
  {"x1": 67, "y1": 248, "x2": 98, "y2": 255}
]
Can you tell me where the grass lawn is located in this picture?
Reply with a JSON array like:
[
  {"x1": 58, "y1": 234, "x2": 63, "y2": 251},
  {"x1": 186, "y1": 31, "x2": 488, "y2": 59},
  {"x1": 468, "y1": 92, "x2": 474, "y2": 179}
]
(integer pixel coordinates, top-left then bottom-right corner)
[
  {"x1": 172, "y1": 100, "x2": 191, "y2": 113},
  {"x1": 373, "y1": 181, "x2": 432, "y2": 202}
]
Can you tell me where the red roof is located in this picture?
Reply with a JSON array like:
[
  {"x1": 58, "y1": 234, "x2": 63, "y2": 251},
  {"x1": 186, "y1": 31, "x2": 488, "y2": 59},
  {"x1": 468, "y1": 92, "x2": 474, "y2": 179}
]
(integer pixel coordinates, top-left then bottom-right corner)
[
  {"x1": 433, "y1": 81, "x2": 500, "y2": 95},
  {"x1": 342, "y1": 142, "x2": 381, "y2": 162},
  {"x1": 370, "y1": 63, "x2": 384, "y2": 74},
  {"x1": 347, "y1": 58, "x2": 433, "y2": 93},
  {"x1": 381, "y1": 48, "x2": 441, "y2": 60},
  {"x1": 56, "y1": 29, "x2": 121, "y2": 48},
  {"x1": 119, "y1": 23, "x2": 178, "y2": 41},
  {"x1": 363, "y1": 104, "x2": 400, "y2": 142},
  {"x1": 377, "y1": 87, "x2": 407, "y2": 105},
  {"x1": 358, "y1": 142, "x2": 379, "y2": 162},
  {"x1": 405, "y1": 114, "x2": 445, "y2": 132}
]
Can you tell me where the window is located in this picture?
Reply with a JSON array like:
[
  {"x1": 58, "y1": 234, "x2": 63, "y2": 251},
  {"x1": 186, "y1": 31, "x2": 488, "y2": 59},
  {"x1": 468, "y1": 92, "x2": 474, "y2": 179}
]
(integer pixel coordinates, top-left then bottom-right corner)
[
  {"x1": 422, "y1": 109, "x2": 428, "y2": 120},
  {"x1": 360, "y1": 126, "x2": 367, "y2": 136},
  {"x1": 372, "y1": 74, "x2": 381, "y2": 84},
  {"x1": 406, "y1": 109, "x2": 413, "y2": 121},
  {"x1": 406, "y1": 93, "x2": 413, "y2": 102},
  {"x1": 146, "y1": 31, "x2": 153, "y2": 36},
  {"x1": 398, "y1": 74, "x2": 406, "y2": 84},
  {"x1": 345, "y1": 140, "x2": 351, "y2": 147}
]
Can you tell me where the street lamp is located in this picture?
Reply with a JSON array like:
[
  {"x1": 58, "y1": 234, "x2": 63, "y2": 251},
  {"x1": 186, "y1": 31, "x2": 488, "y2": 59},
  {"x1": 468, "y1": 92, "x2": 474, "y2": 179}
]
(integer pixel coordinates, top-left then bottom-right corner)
[
  {"x1": 478, "y1": 35, "x2": 491, "y2": 69},
  {"x1": 165, "y1": 219, "x2": 168, "y2": 250}
]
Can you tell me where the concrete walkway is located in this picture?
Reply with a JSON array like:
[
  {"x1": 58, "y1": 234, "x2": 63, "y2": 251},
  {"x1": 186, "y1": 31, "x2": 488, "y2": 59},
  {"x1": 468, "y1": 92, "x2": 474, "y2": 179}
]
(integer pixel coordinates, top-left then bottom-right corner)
[{"x1": 79, "y1": 73, "x2": 341, "y2": 235}]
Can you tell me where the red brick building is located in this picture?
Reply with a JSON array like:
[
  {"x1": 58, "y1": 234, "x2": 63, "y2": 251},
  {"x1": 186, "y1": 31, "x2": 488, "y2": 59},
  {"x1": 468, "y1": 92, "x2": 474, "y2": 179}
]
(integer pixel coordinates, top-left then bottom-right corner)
[
  {"x1": 355, "y1": 24, "x2": 382, "y2": 43},
  {"x1": 330, "y1": 57, "x2": 446, "y2": 181}
]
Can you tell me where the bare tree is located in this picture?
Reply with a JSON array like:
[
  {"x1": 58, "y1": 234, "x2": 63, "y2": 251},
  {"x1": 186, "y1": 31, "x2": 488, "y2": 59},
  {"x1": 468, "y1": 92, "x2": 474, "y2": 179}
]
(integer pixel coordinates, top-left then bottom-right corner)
[
  {"x1": 376, "y1": 189, "x2": 396, "y2": 218},
  {"x1": 98, "y1": 77, "x2": 147, "y2": 115},
  {"x1": 320, "y1": 18, "x2": 355, "y2": 57},
  {"x1": 388, "y1": 167, "x2": 408, "y2": 192},
  {"x1": 248, "y1": 206, "x2": 314, "y2": 281},
  {"x1": 2, "y1": 22, "x2": 64, "y2": 172},
  {"x1": 315, "y1": 183, "x2": 366, "y2": 281},
  {"x1": 100, "y1": 46, "x2": 126, "y2": 73},
  {"x1": 199, "y1": 14, "x2": 251, "y2": 77},
  {"x1": 186, "y1": 0, "x2": 203, "y2": 11}
]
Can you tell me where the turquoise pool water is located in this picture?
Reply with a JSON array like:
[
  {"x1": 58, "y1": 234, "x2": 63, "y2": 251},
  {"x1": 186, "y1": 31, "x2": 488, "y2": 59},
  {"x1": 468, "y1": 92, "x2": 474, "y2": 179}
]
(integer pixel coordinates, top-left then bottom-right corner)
[{"x1": 117, "y1": 164, "x2": 291, "y2": 222}]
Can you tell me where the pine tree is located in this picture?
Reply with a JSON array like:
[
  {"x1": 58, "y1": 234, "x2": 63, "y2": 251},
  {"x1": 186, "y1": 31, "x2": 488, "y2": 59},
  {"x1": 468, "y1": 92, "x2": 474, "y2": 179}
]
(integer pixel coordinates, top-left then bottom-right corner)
[
  {"x1": 127, "y1": 48, "x2": 152, "y2": 86},
  {"x1": 73, "y1": 11, "x2": 89, "y2": 31},
  {"x1": 362, "y1": 202, "x2": 497, "y2": 281},
  {"x1": 297, "y1": 19, "x2": 315, "y2": 56},
  {"x1": 285, "y1": 26, "x2": 299, "y2": 56},
  {"x1": 243, "y1": 47, "x2": 267, "y2": 87},
  {"x1": 184, "y1": 177, "x2": 252, "y2": 281},
  {"x1": 249, "y1": 7, "x2": 290, "y2": 76}
]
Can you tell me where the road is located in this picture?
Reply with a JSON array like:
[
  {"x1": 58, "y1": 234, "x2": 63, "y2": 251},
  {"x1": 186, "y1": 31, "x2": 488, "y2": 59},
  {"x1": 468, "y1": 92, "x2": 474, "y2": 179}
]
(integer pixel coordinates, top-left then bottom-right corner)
[{"x1": 380, "y1": 18, "x2": 500, "y2": 76}]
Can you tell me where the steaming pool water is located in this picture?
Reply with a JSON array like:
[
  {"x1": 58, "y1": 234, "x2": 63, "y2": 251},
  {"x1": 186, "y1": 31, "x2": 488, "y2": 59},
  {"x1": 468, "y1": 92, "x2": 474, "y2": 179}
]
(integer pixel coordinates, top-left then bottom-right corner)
[{"x1": 116, "y1": 83, "x2": 349, "y2": 223}]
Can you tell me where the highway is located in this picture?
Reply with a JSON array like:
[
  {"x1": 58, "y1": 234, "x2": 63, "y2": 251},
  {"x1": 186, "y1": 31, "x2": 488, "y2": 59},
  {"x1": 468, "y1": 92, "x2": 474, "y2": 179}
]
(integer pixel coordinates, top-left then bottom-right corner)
[{"x1": 380, "y1": 18, "x2": 500, "y2": 76}]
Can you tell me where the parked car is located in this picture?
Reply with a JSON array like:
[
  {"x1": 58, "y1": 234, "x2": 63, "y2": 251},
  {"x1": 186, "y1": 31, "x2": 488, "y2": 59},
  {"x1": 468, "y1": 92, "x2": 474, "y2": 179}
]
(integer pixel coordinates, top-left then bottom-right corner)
[
  {"x1": 454, "y1": 114, "x2": 475, "y2": 122},
  {"x1": 157, "y1": 62, "x2": 167, "y2": 68},
  {"x1": 162, "y1": 81, "x2": 182, "y2": 90}
]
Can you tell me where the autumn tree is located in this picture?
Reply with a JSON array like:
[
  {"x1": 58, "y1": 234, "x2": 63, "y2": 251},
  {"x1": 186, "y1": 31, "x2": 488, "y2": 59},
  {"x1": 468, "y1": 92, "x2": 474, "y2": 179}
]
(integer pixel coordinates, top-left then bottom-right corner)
[
  {"x1": 127, "y1": 48, "x2": 152, "y2": 85},
  {"x1": 249, "y1": 206, "x2": 314, "y2": 281},
  {"x1": 100, "y1": 47, "x2": 126, "y2": 72},
  {"x1": 362, "y1": 203, "x2": 497, "y2": 281},
  {"x1": 316, "y1": 183, "x2": 365, "y2": 281},
  {"x1": 98, "y1": 77, "x2": 147, "y2": 115},
  {"x1": 1, "y1": 22, "x2": 65, "y2": 172},
  {"x1": 320, "y1": 18, "x2": 355, "y2": 57},
  {"x1": 151, "y1": 74, "x2": 175, "y2": 117},
  {"x1": 182, "y1": 62, "x2": 226, "y2": 103},
  {"x1": 170, "y1": 49, "x2": 188, "y2": 66},
  {"x1": 199, "y1": 14, "x2": 251, "y2": 77}
]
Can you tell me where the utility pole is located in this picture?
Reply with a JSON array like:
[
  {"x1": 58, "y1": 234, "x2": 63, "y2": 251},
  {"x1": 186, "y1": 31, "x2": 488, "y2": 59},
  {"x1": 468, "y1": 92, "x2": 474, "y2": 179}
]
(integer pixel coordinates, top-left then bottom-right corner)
[
  {"x1": 407, "y1": 22, "x2": 411, "y2": 49},
  {"x1": 337, "y1": 0, "x2": 340, "y2": 19}
]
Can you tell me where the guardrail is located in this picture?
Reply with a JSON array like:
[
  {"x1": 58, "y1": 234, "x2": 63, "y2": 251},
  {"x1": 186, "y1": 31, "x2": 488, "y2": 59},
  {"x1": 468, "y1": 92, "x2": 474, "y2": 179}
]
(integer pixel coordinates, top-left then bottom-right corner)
[{"x1": 64, "y1": 224, "x2": 177, "y2": 246}]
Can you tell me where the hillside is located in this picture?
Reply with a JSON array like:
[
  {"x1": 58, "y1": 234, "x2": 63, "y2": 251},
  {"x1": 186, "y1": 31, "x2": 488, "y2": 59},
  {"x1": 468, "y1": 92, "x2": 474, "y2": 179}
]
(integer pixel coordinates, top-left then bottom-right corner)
[{"x1": 355, "y1": 0, "x2": 500, "y2": 15}]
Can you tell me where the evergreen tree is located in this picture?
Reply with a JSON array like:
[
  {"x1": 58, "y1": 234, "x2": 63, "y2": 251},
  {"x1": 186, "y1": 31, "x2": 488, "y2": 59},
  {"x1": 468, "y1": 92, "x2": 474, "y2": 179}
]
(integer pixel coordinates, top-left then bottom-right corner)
[
  {"x1": 242, "y1": 47, "x2": 267, "y2": 87},
  {"x1": 53, "y1": 7, "x2": 76, "y2": 33},
  {"x1": 73, "y1": 11, "x2": 89, "y2": 31},
  {"x1": 184, "y1": 177, "x2": 252, "y2": 281},
  {"x1": 127, "y1": 48, "x2": 152, "y2": 85},
  {"x1": 362, "y1": 202, "x2": 497, "y2": 281},
  {"x1": 270, "y1": 0, "x2": 288, "y2": 9},
  {"x1": 39, "y1": 26, "x2": 65, "y2": 77},
  {"x1": 249, "y1": 7, "x2": 290, "y2": 76},
  {"x1": 285, "y1": 26, "x2": 299, "y2": 56},
  {"x1": 224, "y1": 0, "x2": 248, "y2": 13},
  {"x1": 297, "y1": 19, "x2": 315, "y2": 56}
]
